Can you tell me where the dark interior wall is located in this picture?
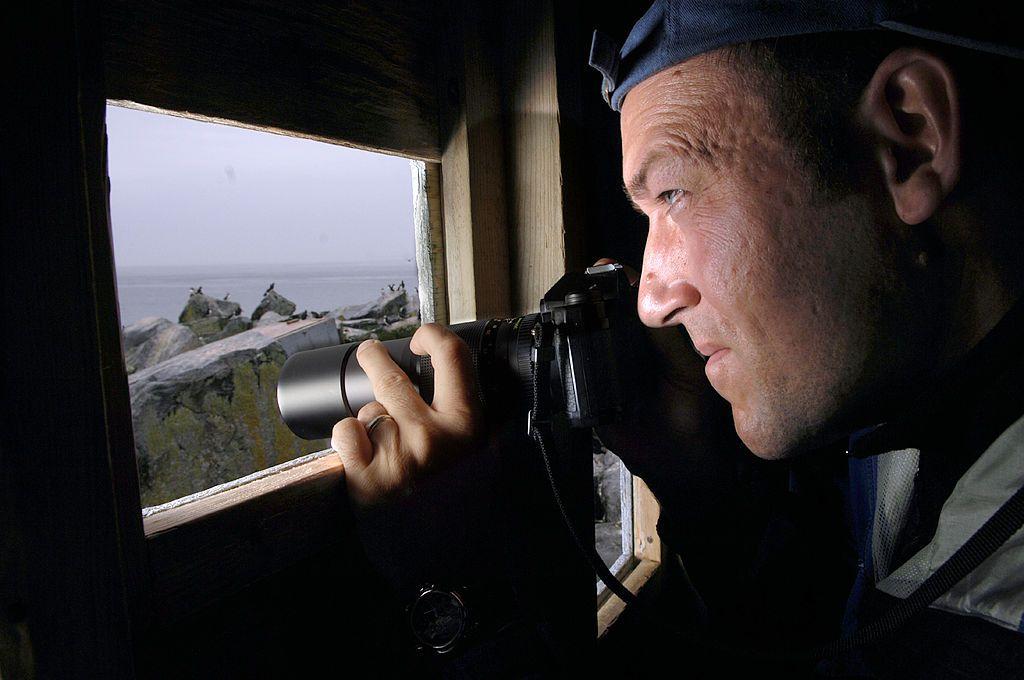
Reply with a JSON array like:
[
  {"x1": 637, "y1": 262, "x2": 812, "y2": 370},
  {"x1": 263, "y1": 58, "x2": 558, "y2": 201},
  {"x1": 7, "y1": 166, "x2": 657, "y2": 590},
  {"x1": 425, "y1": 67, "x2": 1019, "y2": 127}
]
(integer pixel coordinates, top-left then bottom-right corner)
[
  {"x1": 3, "y1": 2, "x2": 143, "y2": 677},
  {"x1": 135, "y1": 520, "x2": 417, "y2": 678},
  {"x1": 562, "y1": 2, "x2": 656, "y2": 271}
]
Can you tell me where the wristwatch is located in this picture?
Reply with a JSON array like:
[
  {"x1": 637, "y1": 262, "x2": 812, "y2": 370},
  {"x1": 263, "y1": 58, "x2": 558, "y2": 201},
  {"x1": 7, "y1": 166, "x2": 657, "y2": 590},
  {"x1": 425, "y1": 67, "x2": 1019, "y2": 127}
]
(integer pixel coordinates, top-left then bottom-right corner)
[{"x1": 407, "y1": 583, "x2": 474, "y2": 655}]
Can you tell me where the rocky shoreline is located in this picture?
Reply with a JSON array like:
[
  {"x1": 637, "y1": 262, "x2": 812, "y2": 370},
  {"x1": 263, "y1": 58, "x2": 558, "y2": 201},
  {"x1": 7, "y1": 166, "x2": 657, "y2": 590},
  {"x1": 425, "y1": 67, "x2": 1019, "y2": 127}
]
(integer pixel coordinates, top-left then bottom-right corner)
[
  {"x1": 124, "y1": 282, "x2": 420, "y2": 506},
  {"x1": 124, "y1": 281, "x2": 420, "y2": 375}
]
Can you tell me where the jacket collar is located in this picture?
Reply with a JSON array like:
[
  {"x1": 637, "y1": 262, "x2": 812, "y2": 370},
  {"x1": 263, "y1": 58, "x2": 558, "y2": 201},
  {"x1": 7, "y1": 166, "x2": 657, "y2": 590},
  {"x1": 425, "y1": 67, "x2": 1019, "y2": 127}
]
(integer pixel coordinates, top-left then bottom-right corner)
[{"x1": 845, "y1": 293, "x2": 1024, "y2": 463}]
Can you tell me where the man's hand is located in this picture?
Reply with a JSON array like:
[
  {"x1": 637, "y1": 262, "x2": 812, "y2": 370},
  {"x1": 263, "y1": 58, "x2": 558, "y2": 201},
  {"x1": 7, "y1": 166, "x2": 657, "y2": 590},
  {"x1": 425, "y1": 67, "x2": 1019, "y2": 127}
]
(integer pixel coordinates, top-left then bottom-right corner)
[{"x1": 331, "y1": 323, "x2": 483, "y2": 508}]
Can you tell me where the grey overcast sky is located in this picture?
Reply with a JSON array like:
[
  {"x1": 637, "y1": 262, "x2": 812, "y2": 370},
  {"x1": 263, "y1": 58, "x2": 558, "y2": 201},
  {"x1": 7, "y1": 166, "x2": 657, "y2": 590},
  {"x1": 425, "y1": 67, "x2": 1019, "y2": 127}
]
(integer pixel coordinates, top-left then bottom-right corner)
[{"x1": 106, "y1": 105, "x2": 417, "y2": 267}]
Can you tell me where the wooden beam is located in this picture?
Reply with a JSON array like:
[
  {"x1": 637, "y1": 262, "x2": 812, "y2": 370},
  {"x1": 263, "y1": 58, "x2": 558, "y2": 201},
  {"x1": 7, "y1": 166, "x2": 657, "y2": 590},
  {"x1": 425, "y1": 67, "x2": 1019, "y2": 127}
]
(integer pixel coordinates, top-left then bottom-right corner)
[
  {"x1": 438, "y1": 1, "x2": 513, "y2": 322},
  {"x1": 502, "y1": 0, "x2": 568, "y2": 314},
  {"x1": 103, "y1": 0, "x2": 442, "y2": 161},
  {"x1": 141, "y1": 450, "x2": 351, "y2": 623},
  {"x1": 596, "y1": 559, "x2": 660, "y2": 637},
  {"x1": 411, "y1": 161, "x2": 449, "y2": 325},
  {"x1": 632, "y1": 476, "x2": 662, "y2": 564}
]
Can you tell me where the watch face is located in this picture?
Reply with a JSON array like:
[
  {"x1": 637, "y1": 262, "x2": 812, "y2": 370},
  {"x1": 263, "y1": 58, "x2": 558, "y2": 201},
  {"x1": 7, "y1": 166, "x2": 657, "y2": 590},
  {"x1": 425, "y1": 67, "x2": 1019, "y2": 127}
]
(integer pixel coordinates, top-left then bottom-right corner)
[{"x1": 409, "y1": 588, "x2": 467, "y2": 653}]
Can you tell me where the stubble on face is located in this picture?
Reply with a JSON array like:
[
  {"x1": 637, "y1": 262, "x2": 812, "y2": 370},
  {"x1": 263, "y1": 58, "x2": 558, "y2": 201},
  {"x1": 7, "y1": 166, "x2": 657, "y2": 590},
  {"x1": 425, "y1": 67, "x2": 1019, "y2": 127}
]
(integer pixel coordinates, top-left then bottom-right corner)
[{"x1": 621, "y1": 52, "x2": 899, "y2": 459}]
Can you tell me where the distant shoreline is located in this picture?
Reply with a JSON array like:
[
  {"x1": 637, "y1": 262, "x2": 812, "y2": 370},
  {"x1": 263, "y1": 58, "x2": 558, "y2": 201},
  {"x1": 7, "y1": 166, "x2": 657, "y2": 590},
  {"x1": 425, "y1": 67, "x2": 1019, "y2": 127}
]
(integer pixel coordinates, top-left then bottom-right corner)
[
  {"x1": 116, "y1": 260, "x2": 419, "y2": 327},
  {"x1": 117, "y1": 258, "x2": 414, "y2": 271}
]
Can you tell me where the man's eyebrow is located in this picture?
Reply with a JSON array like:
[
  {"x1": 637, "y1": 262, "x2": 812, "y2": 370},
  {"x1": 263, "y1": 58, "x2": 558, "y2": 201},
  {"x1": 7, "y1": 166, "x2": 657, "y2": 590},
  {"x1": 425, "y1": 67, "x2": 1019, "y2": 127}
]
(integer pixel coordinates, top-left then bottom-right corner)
[
  {"x1": 623, "y1": 145, "x2": 712, "y2": 212},
  {"x1": 624, "y1": 152, "x2": 664, "y2": 206}
]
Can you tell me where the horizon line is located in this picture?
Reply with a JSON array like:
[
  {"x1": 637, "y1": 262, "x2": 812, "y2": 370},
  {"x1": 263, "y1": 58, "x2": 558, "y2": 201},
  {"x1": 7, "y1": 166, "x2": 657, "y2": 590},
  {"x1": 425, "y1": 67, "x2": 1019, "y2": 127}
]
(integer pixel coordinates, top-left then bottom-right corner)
[{"x1": 117, "y1": 258, "x2": 417, "y2": 269}]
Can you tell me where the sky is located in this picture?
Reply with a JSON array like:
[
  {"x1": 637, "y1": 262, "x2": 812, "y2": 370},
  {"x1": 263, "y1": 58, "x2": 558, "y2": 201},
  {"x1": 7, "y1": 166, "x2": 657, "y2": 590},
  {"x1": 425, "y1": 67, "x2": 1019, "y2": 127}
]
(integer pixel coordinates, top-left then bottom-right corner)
[{"x1": 105, "y1": 105, "x2": 417, "y2": 267}]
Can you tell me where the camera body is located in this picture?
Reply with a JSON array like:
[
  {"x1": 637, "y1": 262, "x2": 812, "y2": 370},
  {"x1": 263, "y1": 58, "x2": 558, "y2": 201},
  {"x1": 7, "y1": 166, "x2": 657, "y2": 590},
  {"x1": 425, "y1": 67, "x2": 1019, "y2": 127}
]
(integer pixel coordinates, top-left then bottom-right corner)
[
  {"x1": 529, "y1": 262, "x2": 627, "y2": 430},
  {"x1": 276, "y1": 263, "x2": 631, "y2": 440}
]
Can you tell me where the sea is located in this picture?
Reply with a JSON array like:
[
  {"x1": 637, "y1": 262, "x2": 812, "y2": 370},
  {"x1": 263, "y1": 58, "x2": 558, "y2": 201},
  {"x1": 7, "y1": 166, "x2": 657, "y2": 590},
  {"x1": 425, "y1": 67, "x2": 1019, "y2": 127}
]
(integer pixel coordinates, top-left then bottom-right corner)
[{"x1": 115, "y1": 260, "x2": 419, "y2": 327}]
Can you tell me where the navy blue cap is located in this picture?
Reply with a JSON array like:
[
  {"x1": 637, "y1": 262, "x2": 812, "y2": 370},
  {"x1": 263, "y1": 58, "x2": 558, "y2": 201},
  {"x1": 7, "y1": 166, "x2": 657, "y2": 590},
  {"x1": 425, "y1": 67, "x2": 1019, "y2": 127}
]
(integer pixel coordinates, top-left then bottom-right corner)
[{"x1": 590, "y1": 0, "x2": 1024, "y2": 112}]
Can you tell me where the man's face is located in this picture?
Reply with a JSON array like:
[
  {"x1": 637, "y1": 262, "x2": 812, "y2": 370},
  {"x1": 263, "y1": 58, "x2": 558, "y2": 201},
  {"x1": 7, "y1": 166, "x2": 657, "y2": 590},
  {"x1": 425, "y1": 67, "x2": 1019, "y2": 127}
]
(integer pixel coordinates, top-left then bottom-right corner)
[{"x1": 621, "y1": 52, "x2": 901, "y2": 458}]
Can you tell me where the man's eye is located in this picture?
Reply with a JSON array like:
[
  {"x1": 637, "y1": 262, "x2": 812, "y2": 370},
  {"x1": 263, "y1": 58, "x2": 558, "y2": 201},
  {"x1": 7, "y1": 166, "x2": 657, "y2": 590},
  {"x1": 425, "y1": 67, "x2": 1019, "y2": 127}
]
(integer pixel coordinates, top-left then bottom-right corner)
[{"x1": 657, "y1": 189, "x2": 688, "y2": 207}]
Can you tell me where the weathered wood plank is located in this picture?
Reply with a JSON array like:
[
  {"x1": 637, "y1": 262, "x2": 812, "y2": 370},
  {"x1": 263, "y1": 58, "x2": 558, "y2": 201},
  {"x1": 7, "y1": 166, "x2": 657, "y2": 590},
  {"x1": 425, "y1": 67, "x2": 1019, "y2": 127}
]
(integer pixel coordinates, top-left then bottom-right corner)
[
  {"x1": 142, "y1": 450, "x2": 350, "y2": 622},
  {"x1": 632, "y1": 475, "x2": 662, "y2": 564},
  {"x1": 411, "y1": 160, "x2": 449, "y2": 325},
  {"x1": 502, "y1": 0, "x2": 569, "y2": 315},
  {"x1": 103, "y1": 0, "x2": 442, "y2": 160},
  {"x1": 438, "y1": 1, "x2": 513, "y2": 322},
  {"x1": 596, "y1": 559, "x2": 661, "y2": 637}
]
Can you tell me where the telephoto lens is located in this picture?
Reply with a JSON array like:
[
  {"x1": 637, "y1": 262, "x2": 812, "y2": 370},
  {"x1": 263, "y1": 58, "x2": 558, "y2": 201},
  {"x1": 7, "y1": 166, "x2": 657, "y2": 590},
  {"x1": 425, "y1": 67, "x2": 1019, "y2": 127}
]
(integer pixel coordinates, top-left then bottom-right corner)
[
  {"x1": 277, "y1": 317, "x2": 538, "y2": 440},
  {"x1": 277, "y1": 263, "x2": 632, "y2": 440}
]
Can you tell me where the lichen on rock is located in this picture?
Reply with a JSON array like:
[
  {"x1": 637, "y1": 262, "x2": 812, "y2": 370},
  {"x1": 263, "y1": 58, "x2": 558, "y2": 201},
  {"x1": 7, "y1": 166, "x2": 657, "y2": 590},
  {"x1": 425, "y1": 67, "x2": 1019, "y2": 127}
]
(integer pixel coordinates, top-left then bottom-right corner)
[{"x1": 130, "y1": 327, "x2": 330, "y2": 506}]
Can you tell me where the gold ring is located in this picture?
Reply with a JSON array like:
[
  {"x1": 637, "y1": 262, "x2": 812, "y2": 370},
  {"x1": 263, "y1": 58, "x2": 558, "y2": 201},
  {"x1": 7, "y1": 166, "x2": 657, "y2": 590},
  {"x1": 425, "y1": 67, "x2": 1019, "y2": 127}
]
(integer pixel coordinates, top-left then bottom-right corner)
[{"x1": 365, "y1": 414, "x2": 394, "y2": 437}]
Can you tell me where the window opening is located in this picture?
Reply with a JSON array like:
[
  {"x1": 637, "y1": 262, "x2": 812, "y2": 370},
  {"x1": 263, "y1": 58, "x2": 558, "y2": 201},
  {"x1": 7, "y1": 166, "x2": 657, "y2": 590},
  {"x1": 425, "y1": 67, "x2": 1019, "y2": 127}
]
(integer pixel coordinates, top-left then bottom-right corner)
[
  {"x1": 107, "y1": 104, "x2": 422, "y2": 508},
  {"x1": 594, "y1": 433, "x2": 635, "y2": 595}
]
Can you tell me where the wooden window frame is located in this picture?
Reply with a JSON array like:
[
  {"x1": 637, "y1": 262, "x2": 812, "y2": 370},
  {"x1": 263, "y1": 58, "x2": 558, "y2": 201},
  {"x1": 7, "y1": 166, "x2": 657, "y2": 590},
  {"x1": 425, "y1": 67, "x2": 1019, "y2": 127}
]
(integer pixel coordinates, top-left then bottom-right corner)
[
  {"x1": 597, "y1": 476, "x2": 662, "y2": 637},
  {"x1": 100, "y1": 0, "x2": 454, "y2": 630},
  {"x1": 98, "y1": 0, "x2": 635, "y2": 641}
]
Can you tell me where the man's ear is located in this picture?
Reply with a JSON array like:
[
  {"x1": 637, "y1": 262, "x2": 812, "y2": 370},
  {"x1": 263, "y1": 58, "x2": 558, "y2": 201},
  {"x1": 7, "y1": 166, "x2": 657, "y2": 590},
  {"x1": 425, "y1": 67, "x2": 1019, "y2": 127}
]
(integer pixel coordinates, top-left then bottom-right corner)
[{"x1": 857, "y1": 47, "x2": 961, "y2": 226}]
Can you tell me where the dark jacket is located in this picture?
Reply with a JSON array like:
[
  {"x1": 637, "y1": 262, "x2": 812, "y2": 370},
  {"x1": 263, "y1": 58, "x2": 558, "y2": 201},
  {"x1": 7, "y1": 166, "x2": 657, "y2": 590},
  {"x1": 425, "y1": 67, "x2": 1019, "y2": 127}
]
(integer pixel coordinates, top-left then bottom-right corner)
[{"x1": 639, "y1": 297, "x2": 1024, "y2": 678}]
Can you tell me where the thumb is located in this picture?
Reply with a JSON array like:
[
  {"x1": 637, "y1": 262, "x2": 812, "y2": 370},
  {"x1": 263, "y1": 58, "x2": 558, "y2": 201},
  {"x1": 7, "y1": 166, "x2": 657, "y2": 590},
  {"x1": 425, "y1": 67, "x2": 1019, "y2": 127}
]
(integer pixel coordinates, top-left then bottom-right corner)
[{"x1": 593, "y1": 257, "x2": 639, "y2": 286}]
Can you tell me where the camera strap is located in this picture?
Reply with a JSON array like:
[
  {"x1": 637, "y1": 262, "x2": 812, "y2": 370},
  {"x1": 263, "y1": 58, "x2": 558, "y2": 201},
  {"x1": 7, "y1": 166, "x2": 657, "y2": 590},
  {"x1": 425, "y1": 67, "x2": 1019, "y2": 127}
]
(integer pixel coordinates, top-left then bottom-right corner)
[{"x1": 528, "y1": 322, "x2": 639, "y2": 608}]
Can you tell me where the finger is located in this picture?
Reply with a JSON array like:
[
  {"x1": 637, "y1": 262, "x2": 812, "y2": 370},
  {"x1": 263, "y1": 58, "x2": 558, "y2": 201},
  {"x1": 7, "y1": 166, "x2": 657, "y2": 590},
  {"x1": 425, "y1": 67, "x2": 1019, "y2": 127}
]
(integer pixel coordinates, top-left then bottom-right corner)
[
  {"x1": 355, "y1": 339, "x2": 430, "y2": 420},
  {"x1": 332, "y1": 417, "x2": 373, "y2": 471},
  {"x1": 408, "y1": 323, "x2": 478, "y2": 415},
  {"x1": 365, "y1": 414, "x2": 400, "y2": 452},
  {"x1": 357, "y1": 400, "x2": 388, "y2": 427},
  {"x1": 592, "y1": 257, "x2": 639, "y2": 286}
]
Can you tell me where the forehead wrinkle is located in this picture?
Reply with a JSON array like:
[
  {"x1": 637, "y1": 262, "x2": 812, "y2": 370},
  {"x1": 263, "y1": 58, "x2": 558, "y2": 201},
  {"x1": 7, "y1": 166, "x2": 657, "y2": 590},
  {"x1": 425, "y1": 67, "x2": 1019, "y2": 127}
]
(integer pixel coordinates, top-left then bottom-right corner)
[
  {"x1": 626, "y1": 64, "x2": 746, "y2": 167},
  {"x1": 625, "y1": 135, "x2": 716, "y2": 203}
]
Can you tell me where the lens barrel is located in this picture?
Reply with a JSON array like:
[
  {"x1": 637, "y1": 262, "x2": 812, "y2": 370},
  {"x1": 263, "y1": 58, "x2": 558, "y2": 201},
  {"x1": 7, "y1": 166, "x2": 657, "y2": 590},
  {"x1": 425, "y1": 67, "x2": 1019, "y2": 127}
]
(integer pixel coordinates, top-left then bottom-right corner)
[{"x1": 277, "y1": 316, "x2": 538, "y2": 440}]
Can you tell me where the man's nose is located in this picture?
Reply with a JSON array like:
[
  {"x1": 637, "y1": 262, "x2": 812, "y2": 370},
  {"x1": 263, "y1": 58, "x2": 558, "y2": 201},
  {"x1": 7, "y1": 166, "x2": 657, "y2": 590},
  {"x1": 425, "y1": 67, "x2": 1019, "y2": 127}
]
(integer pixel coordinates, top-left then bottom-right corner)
[
  {"x1": 637, "y1": 270, "x2": 701, "y2": 327},
  {"x1": 637, "y1": 232, "x2": 700, "y2": 327}
]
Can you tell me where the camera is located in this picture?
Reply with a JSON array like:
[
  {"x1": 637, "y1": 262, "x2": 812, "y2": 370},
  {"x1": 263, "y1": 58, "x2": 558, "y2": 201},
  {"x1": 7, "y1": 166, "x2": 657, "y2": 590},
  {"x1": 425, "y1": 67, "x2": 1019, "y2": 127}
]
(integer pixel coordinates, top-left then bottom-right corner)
[{"x1": 277, "y1": 263, "x2": 632, "y2": 440}]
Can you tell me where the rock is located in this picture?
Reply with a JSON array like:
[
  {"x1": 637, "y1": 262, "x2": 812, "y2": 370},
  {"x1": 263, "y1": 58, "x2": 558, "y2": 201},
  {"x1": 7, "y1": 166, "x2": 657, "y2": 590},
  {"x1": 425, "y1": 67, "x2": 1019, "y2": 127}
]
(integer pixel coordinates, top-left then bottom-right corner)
[
  {"x1": 178, "y1": 290, "x2": 244, "y2": 343},
  {"x1": 254, "y1": 311, "x2": 288, "y2": 327},
  {"x1": 123, "y1": 316, "x2": 202, "y2": 374},
  {"x1": 252, "y1": 288, "x2": 296, "y2": 321},
  {"x1": 593, "y1": 442, "x2": 622, "y2": 523},
  {"x1": 178, "y1": 291, "x2": 241, "y2": 325},
  {"x1": 208, "y1": 315, "x2": 252, "y2": 342},
  {"x1": 377, "y1": 316, "x2": 419, "y2": 341},
  {"x1": 337, "y1": 318, "x2": 380, "y2": 331},
  {"x1": 339, "y1": 287, "x2": 407, "y2": 321},
  {"x1": 406, "y1": 289, "x2": 421, "y2": 317},
  {"x1": 595, "y1": 521, "x2": 623, "y2": 568},
  {"x1": 129, "y1": 319, "x2": 341, "y2": 507},
  {"x1": 593, "y1": 434, "x2": 625, "y2": 567},
  {"x1": 186, "y1": 315, "x2": 229, "y2": 342},
  {"x1": 340, "y1": 327, "x2": 374, "y2": 343},
  {"x1": 269, "y1": 317, "x2": 340, "y2": 353}
]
